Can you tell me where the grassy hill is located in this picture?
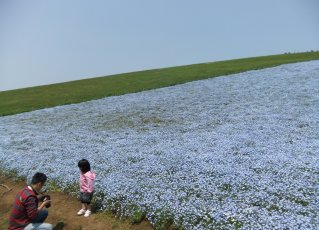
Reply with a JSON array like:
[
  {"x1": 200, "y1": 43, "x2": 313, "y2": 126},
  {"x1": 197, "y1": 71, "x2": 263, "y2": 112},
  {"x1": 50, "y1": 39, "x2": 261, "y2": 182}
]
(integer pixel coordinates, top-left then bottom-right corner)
[{"x1": 1, "y1": 51, "x2": 319, "y2": 116}]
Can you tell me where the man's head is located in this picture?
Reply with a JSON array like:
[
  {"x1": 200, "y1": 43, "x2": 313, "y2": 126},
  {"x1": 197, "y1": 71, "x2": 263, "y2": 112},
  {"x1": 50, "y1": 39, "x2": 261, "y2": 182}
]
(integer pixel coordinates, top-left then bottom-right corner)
[{"x1": 31, "y1": 172, "x2": 47, "y2": 192}]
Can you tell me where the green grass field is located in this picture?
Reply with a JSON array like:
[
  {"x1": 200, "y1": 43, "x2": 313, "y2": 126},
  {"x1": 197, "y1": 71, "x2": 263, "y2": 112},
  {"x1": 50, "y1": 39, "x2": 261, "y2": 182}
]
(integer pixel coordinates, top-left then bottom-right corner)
[{"x1": 1, "y1": 51, "x2": 319, "y2": 116}]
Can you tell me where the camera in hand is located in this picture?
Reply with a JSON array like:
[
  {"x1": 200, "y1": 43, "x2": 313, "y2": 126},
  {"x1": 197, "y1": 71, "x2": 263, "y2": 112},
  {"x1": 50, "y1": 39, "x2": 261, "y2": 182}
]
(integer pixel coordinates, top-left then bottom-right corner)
[{"x1": 42, "y1": 195, "x2": 51, "y2": 208}]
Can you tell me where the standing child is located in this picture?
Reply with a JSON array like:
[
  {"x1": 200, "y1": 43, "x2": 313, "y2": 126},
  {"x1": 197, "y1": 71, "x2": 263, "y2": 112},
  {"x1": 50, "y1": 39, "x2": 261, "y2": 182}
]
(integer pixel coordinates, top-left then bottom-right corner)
[{"x1": 77, "y1": 159, "x2": 96, "y2": 217}]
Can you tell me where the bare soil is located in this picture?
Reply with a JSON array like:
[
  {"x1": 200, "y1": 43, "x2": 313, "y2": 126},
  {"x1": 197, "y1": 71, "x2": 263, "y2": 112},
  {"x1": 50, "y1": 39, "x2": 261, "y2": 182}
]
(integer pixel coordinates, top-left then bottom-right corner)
[{"x1": 0, "y1": 176, "x2": 153, "y2": 230}]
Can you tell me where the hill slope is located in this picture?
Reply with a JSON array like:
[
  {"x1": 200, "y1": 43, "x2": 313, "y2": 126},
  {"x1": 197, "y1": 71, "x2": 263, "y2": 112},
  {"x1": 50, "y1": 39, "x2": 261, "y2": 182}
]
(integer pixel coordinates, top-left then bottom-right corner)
[{"x1": 1, "y1": 51, "x2": 319, "y2": 116}]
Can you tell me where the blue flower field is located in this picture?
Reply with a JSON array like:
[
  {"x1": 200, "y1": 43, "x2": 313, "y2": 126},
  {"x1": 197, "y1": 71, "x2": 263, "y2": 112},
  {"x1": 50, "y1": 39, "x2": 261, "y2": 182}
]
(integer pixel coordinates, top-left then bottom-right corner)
[{"x1": 1, "y1": 61, "x2": 318, "y2": 229}]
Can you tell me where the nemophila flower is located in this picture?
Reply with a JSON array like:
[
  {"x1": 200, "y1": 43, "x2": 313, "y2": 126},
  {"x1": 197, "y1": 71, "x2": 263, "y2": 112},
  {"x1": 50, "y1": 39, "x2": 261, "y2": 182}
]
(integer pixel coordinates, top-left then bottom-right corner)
[{"x1": 1, "y1": 61, "x2": 319, "y2": 229}]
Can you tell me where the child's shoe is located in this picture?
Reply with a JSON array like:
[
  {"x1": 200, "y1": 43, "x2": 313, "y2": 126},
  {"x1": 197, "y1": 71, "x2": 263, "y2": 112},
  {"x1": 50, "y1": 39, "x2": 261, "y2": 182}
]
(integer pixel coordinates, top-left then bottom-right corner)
[
  {"x1": 84, "y1": 210, "x2": 91, "y2": 217},
  {"x1": 77, "y1": 209, "x2": 86, "y2": 215}
]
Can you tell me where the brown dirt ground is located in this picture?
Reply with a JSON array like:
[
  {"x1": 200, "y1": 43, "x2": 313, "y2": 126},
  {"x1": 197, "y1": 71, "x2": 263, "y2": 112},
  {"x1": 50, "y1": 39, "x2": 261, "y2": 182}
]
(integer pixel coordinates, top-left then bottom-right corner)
[{"x1": 0, "y1": 176, "x2": 153, "y2": 230}]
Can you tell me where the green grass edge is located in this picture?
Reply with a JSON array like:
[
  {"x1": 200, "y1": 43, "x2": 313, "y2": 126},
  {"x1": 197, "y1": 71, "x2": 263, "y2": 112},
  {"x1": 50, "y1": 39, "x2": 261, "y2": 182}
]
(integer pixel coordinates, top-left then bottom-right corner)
[{"x1": 1, "y1": 51, "x2": 319, "y2": 116}]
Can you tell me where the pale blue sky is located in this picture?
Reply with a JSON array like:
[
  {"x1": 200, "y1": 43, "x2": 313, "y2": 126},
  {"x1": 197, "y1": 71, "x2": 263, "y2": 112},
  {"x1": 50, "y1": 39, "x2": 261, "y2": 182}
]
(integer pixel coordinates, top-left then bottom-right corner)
[{"x1": 1, "y1": 0, "x2": 318, "y2": 91}]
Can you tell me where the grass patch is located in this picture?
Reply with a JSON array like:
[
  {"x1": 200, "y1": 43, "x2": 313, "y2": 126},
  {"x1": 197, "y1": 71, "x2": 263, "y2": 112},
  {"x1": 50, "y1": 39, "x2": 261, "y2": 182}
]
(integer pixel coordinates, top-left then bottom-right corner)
[
  {"x1": 153, "y1": 210, "x2": 174, "y2": 230},
  {"x1": 128, "y1": 205, "x2": 146, "y2": 224},
  {"x1": 0, "y1": 168, "x2": 25, "y2": 182},
  {"x1": 1, "y1": 52, "x2": 319, "y2": 116},
  {"x1": 92, "y1": 110, "x2": 177, "y2": 132}
]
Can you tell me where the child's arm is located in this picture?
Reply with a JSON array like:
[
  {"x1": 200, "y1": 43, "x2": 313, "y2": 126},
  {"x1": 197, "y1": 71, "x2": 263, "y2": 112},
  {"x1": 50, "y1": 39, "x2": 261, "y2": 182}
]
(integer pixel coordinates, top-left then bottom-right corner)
[{"x1": 80, "y1": 175, "x2": 91, "y2": 192}]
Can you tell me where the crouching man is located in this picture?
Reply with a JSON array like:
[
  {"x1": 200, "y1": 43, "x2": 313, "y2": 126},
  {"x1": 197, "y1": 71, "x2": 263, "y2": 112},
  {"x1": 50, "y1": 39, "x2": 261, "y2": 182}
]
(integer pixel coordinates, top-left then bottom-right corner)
[{"x1": 8, "y1": 172, "x2": 52, "y2": 230}]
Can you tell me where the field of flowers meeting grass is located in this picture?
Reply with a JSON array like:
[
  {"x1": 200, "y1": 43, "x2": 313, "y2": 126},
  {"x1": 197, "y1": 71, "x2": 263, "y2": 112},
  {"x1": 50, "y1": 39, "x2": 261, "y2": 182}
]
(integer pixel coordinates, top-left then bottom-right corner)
[
  {"x1": 1, "y1": 60, "x2": 319, "y2": 229},
  {"x1": 1, "y1": 52, "x2": 319, "y2": 116}
]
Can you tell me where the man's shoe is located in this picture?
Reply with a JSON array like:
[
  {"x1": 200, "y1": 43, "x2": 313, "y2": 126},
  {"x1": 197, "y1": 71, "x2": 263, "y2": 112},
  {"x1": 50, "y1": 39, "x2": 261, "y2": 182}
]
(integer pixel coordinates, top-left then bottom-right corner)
[{"x1": 53, "y1": 221, "x2": 65, "y2": 230}]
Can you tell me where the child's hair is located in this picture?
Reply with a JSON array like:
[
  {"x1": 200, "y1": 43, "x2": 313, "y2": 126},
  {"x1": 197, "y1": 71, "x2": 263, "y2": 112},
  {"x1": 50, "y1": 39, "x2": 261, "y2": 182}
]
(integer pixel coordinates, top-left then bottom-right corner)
[{"x1": 78, "y1": 159, "x2": 91, "y2": 173}]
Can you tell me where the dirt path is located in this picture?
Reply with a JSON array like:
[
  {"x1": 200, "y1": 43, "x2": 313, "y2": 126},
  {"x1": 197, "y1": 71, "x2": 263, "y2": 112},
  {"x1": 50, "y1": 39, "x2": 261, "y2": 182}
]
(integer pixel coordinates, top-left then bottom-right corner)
[{"x1": 0, "y1": 176, "x2": 153, "y2": 230}]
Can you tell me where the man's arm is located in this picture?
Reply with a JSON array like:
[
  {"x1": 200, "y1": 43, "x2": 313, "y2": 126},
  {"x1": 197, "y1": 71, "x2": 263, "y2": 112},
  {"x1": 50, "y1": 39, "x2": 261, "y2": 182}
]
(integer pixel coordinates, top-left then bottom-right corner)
[
  {"x1": 25, "y1": 196, "x2": 38, "y2": 220},
  {"x1": 38, "y1": 199, "x2": 51, "y2": 210}
]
